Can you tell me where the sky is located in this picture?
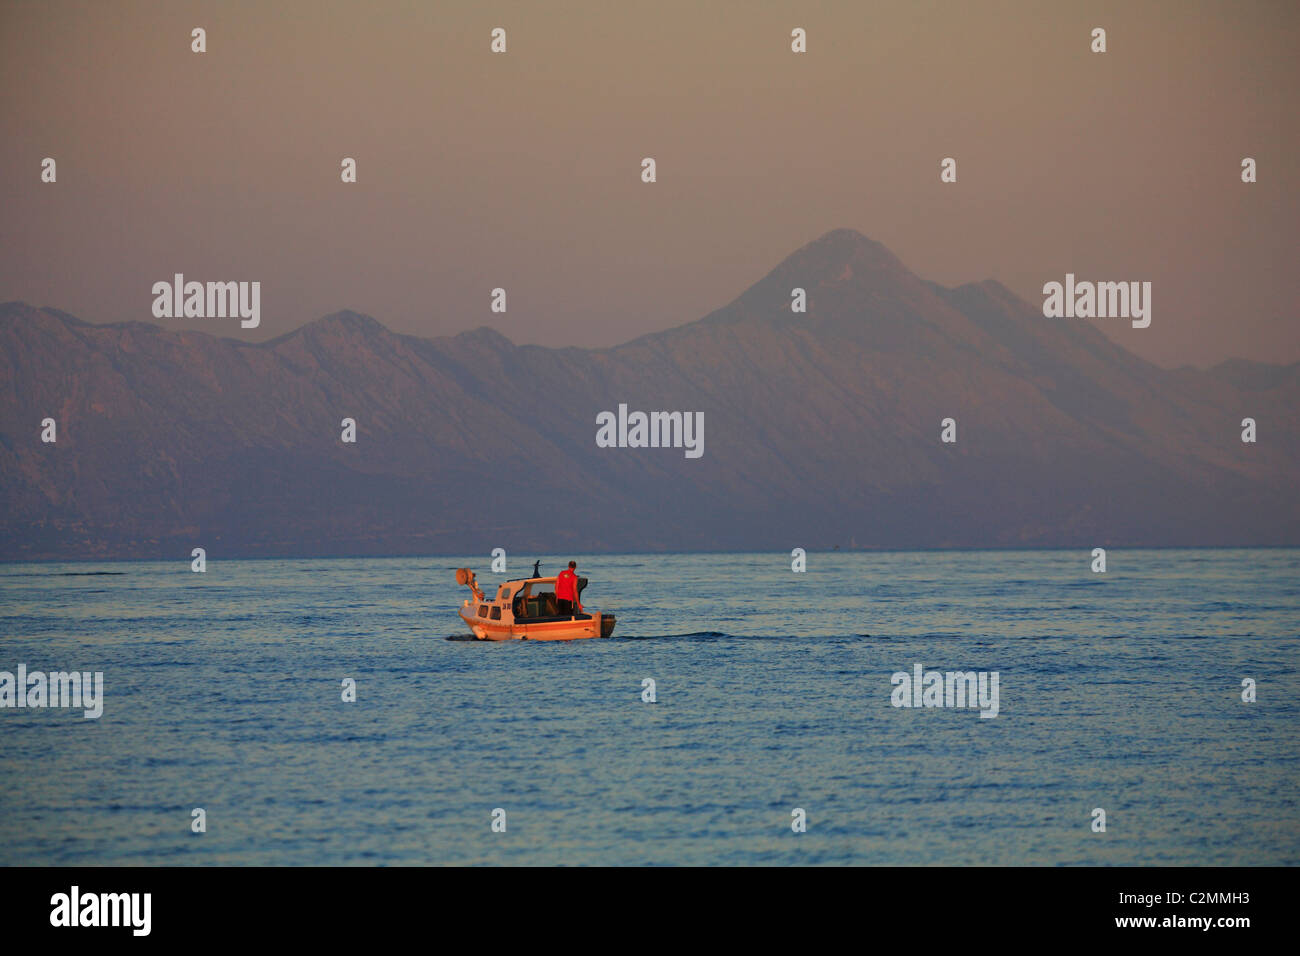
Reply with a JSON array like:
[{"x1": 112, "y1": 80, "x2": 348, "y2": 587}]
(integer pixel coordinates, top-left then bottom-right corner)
[{"x1": 1, "y1": 0, "x2": 1295, "y2": 368}]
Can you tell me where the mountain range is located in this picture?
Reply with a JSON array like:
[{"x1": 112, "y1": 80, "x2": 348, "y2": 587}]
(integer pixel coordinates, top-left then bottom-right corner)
[{"x1": 2, "y1": 229, "x2": 1296, "y2": 559}]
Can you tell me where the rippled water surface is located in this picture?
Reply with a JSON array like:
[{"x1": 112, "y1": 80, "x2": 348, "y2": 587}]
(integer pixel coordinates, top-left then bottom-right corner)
[{"x1": 1, "y1": 550, "x2": 1297, "y2": 865}]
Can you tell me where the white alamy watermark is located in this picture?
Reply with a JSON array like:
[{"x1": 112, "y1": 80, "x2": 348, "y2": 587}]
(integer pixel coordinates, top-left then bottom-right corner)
[
  {"x1": 0, "y1": 665, "x2": 103, "y2": 718},
  {"x1": 151, "y1": 274, "x2": 260, "y2": 328},
  {"x1": 596, "y1": 404, "x2": 704, "y2": 458},
  {"x1": 50, "y1": 886, "x2": 150, "y2": 936},
  {"x1": 890, "y1": 663, "x2": 999, "y2": 719},
  {"x1": 1042, "y1": 274, "x2": 1151, "y2": 328}
]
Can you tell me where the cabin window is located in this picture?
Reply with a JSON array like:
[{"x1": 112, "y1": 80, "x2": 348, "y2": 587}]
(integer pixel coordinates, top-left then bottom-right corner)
[
  {"x1": 477, "y1": 605, "x2": 489, "y2": 618},
  {"x1": 490, "y1": 606, "x2": 502, "y2": 620}
]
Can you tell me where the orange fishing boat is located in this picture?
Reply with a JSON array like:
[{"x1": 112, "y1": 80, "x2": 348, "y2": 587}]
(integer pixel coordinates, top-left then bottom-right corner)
[{"x1": 454, "y1": 567, "x2": 616, "y2": 641}]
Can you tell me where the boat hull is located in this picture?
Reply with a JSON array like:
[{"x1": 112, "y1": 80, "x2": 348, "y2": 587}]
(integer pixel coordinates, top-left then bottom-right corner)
[{"x1": 459, "y1": 609, "x2": 616, "y2": 641}]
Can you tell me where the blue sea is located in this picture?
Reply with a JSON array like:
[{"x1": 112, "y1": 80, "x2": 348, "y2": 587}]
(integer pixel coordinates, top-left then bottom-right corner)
[{"x1": 1, "y1": 550, "x2": 1297, "y2": 866}]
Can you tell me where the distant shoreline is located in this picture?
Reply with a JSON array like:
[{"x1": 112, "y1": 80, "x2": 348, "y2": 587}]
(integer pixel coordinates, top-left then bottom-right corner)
[{"x1": 3, "y1": 543, "x2": 1298, "y2": 567}]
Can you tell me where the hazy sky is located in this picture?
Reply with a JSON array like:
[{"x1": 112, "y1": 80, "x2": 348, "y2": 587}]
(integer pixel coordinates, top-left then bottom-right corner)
[{"x1": 2, "y1": 0, "x2": 1295, "y2": 367}]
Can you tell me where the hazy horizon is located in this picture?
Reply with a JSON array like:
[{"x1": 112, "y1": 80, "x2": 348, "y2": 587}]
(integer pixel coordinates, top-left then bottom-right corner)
[{"x1": 2, "y1": 0, "x2": 1296, "y2": 368}]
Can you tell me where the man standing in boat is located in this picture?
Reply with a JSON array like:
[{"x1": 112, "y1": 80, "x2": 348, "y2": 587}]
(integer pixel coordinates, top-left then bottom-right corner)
[{"x1": 556, "y1": 560, "x2": 582, "y2": 617}]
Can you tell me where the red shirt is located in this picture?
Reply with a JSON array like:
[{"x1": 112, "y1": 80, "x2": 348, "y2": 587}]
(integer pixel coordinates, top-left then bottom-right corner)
[{"x1": 555, "y1": 569, "x2": 578, "y2": 601}]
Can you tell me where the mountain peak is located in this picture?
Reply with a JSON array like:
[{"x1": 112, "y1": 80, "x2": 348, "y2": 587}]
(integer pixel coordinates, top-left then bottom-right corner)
[
  {"x1": 453, "y1": 325, "x2": 515, "y2": 349},
  {"x1": 263, "y1": 309, "x2": 390, "y2": 349},
  {"x1": 314, "y1": 309, "x2": 386, "y2": 332},
  {"x1": 790, "y1": 228, "x2": 911, "y2": 276},
  {"x1": 743, "y1": 229, "x2": 915, "y2": 304},
  {"x1": 0, "y1": 301, "x2": 84, "y2": 324},
  {"x1": 0, "y1": 302, "x2": 97, "y2": 337},
  {"x1": 696, "y1": 228, "x2": 921, "y2": 330},
  {"x1": 813, "y1": 226, "x2": 892, "y2": 251}
]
